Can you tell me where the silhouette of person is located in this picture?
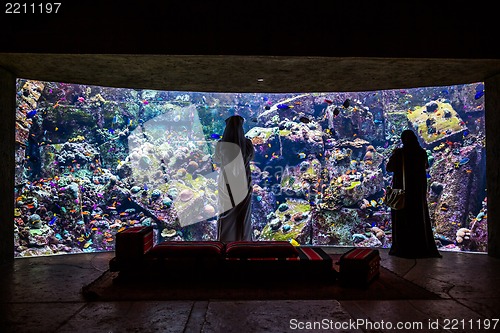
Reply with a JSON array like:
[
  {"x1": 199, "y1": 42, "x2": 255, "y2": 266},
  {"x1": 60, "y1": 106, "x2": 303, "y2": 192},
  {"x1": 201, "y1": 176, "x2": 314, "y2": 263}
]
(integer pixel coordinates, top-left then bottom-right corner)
[
  {"x1": 214, "y1": 115, "x2": 255, "y2": 241},
  {"x1": 386, "y1": 129, "x2": 441, "y2": 258}
]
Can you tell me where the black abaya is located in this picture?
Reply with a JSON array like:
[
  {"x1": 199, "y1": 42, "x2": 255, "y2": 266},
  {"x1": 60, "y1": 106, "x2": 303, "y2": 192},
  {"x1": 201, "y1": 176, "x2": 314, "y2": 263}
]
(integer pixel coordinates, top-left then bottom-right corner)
[
  {"x1": 214, "y1": 116, "x2": 255, "y2": 242},
  {"x1": 386, "y1": 144, "x2": 441, "y2": 258}
]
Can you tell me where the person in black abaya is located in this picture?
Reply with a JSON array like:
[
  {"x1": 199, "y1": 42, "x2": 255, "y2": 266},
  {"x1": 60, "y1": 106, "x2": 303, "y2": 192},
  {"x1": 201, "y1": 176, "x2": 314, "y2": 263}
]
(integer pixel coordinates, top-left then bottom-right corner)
[
  {"x1": 214, "y1": 115, "x2": 255, "y2": 241},
  {"x1": 386, "y1": 129, "x2": 441, "y2": 258}
]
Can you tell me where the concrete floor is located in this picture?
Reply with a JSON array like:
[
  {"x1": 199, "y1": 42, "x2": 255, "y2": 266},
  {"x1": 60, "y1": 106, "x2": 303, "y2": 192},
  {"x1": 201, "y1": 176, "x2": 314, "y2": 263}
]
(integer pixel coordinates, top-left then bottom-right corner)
[{"x1": 1, "y1": 248, "x2": 499, "y2": 333}]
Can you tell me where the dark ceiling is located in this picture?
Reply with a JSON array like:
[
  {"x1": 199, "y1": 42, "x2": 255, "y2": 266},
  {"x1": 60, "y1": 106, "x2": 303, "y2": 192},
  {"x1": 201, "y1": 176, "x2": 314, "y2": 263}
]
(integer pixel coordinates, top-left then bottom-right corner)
[{"x1": 1, "y1": 1, "x2": 499, "y2": 93}]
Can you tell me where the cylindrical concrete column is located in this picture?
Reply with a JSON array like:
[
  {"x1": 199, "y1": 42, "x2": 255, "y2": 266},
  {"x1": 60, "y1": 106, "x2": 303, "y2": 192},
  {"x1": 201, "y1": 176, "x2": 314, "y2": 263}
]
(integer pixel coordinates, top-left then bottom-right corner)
[
  {"x1": 485, "y1": 73, "x2": 500, "y2": 258},
  {"x1": 0, "y1": 67, "x2": 15, "y2": 264}
]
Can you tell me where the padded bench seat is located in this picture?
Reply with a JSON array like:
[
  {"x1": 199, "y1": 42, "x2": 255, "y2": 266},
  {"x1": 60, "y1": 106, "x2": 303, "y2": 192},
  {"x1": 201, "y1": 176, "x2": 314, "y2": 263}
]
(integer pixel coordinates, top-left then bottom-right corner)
[
  {"x1": 147, "y1": 241, "x2": 225, "y2": 258},
  {"x1": 110, "y1": 226, "x2": 336, "y2": 282}
]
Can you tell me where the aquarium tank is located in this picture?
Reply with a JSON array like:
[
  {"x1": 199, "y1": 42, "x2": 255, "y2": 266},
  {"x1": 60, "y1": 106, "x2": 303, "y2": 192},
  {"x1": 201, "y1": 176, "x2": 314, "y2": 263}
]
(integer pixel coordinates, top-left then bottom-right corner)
[{"x1": 14, "y1": 79, "x2": 488, "y2": 257}]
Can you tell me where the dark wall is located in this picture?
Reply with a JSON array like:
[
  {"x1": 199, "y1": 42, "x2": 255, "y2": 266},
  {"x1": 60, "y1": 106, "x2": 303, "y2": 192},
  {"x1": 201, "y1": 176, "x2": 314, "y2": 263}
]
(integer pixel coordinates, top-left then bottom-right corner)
[
  {"x1": 0, "y1": 68, "x2": 15, "y2": 264},
  {"x1": 486, "y1": 74, "x2": 500, "y2": 258},
  {"x1": 1, "y1": 1, "x2": 499, "y2": 59}
]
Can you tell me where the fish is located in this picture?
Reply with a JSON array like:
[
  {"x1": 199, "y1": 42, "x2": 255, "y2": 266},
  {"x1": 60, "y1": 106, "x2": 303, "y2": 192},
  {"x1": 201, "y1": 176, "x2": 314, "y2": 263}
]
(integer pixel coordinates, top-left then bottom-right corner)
[
  {"x1": 77, "y1": 97, "x2": 85, "y2": 103},
  {"x1": 264, "y1": 105, "x2": 271, "y2": 110},
  {"x1": 333, "y1": 107, "x2": 340, "y2": 116},
  {"x1": 210, "y1": 133, "x2": 221, "y2": 139},
  {"x1": 324, "y1": 99, "x2": 333, "y2": 104},
  {"x1": 112, "y1": 115, "x2": 118, "y2": 124},
  {"x1": 343, "y1": 99, "x2": 350, "y2": 108},
  {"x1": 459, "y1": 157, "x2": 470, "y2": 165},
  {"x1": 474, "y1": 90, "x2": 484, "y2": 100},
  {"x1": 277, "y1": 104, "x2": 290, "y2": 110},
  {"x1": 26, "y1": 110, "x2": 37, "y2": 118},
  {"x1": 289, "y1": 239, "x2": 300, "y2": 246},
  {"x1": 298, "y1": 152, "x2": 306, "y2": 159},
  {"x1": 143, "y1": 99, "x2": 149, "y2": 105},
  {"x1": 49, "y1": 216, "x2": 57, "y2": 225}
]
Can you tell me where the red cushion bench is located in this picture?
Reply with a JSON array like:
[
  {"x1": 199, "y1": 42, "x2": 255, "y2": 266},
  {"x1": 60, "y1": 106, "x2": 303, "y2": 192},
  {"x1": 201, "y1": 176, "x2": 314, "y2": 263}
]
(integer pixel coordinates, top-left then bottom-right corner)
[{"x1": 109, "y1": 226, "x2": 336, "y2": 282}]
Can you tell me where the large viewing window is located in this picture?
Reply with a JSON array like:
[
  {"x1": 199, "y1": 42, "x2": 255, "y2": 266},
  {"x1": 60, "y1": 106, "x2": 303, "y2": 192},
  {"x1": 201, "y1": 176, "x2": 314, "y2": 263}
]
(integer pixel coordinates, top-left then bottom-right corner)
[{"x1": 14, "y1": 79, "x2": 487, "y2": 257}]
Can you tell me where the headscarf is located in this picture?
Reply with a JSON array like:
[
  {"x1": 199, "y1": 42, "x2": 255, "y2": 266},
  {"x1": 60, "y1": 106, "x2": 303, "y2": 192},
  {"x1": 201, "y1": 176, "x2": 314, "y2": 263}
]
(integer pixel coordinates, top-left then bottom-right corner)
[
  {"x1": 401, "y1": 129, "x2": 421, "y2": 150},
  {"x1": 220, "y1": 115, "x2": 248, "y2": 158}
]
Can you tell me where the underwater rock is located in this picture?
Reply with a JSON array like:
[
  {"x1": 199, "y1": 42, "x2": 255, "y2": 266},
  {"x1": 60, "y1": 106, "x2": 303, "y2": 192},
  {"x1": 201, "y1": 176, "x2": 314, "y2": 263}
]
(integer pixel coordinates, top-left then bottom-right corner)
[
  {"x1": 281, "y1": 122, "x2": 324, "y2": 159},
  {"x1": 40, "y1": 141, "x2": 100, "y2": 178},
  {"x1": 187, "y1": 161, "x2": 199, "y2": 173},
  {"x1": 141, "y1": 217, "x2": 153, "y2": 226},
  {"x1": 260, "y1": 199, "x2": 310, "y2": 243},
  {"x1": 310, "y1": 208, "x2": 361, "y2": 246},
  {"x1": 15, "y1": 81, "x2": 44, "y2": 185},
  {"x1": 408, "y1": 100, "x2": 466, "y2": 146},
  {"x1": 352, "y1": 233, "x2": 368, "y2": 242},
  {"x1": 130, "y1": 186, "x2": 142, "y2": 194},
  {"x1": 151, "y1": 189, "x2": 162, "y2": 200},
  {"x1": 371, "y1": 226, "x2": 385, "y2": 239},
  {"x1": 251, "y1": 185, "x2": 276, "y2": 232},
  {"x1": 355, "y1": 234, "x2": 382, "y2": 247},
  {"x1": 269, "y1": 218, "x2": 282, "y2": 231},
  {"x1": 203, "y1": 204, "x2": 215, "y2": 217},
  {"x1": 138, "y1": 155, "x2": 152, "y2": 169},
  {"x1": 176, "y1": 168, "x2": 187, "y2": 178},
  {"x1": 432, "y1": 143, "x2": 485, "y2": 243},
  {"x1": 466, "y1": 205, "x2": 488, "y2": 252},
  {"x1": 168, "y1": 188, "x2": 178, "y2": 199},
  {"x1": 179, "y1": 189, "x2": 194, "y2": 202},
  {"x1": 425, "y1": 101, "x2": 439, "y2": 113},
  {"x1": 291, "y1": 212, "x2": 305, "y2": 222},
  {"x1": 163, "y1": 197, "x2": 173, "y2": 208},
  {"x1": 161, "y1": 228, "x2": 177, "y2": 238},
  {"x1": 455, "y1": 227, "x2": 470, "y2": 244},
  {"x1": 278, "y1": 203, "x2": 289, "y2": 212},
  {"x1": 28, "y1": 214, "x2": 42, "y2": 228},
  {"x1": 430, "y1": 182, "x2": 444, "y2": 194}
]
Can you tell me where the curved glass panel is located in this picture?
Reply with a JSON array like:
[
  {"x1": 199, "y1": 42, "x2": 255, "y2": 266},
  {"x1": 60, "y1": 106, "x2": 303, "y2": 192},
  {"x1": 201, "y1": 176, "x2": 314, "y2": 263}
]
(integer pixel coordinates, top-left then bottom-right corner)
[{"x1": 14, "y1": 80, "x2": 487, "y2": 256}]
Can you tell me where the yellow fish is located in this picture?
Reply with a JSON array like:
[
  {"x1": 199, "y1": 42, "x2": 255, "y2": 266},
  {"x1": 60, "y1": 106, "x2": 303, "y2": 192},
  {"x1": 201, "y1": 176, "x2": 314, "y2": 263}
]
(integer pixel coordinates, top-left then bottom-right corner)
[{"x1": 289, "y1": 239, "x2": 300, "y2": 247}]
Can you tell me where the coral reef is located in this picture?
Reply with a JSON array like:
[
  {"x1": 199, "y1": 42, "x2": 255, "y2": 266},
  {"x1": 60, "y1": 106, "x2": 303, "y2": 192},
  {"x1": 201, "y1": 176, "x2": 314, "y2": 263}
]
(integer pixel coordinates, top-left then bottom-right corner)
[{"x1": 13, "y1": 80, "x2": 487, "y2": 257}]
